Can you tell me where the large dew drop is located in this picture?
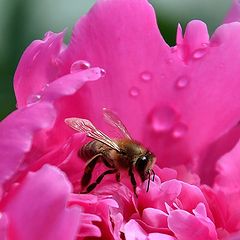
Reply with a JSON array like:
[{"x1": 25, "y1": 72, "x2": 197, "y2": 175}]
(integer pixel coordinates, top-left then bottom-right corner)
[
  {"x1": 148, "y1": 105, "x2": 177, "y2": 133},
  {"x1": 70, "y1": 60, "x2": 91, "y2": 73}
]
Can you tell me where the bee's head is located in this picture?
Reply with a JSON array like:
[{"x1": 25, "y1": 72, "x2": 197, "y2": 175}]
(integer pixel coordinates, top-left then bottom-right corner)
[{"x1": 135, "y1": 151, "x2": 156, "y2": 182}]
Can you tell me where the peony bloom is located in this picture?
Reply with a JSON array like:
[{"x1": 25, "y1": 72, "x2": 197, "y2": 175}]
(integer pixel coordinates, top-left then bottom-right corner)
[{"x1": 1, "y1": 0, "x2": 240, "y2": 239}]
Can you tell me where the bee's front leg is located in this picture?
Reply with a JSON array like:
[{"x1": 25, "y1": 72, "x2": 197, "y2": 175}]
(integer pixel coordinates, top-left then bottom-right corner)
[{"x1": 128, "y1": 166, "x2": 137, "y2": 197}]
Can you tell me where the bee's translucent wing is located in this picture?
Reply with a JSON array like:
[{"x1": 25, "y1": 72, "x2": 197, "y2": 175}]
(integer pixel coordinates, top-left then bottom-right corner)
[
  {"x1": 65, "y1": 117, "x2": 121, "y2": 152},
  {"x1": 103, "y1": 108, "x2": 132, "y2": 139}
]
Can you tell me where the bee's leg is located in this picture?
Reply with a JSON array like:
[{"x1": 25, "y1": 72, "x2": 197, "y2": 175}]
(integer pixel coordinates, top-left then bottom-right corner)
[
  {"x1": 102, "y1": 158, "x2": 115, "y2": 168},
  {"x1": 128, "y1": 167, "x2": 137, "y2": 197},
  {"x1": 81, "y1": 153, "x2": 102, "y2": 188},
  {"x1": 83, "y1": 169, "x2": 117, "y2": 193},
  {"x1": 115, "y1": 172, "x2": 120, "y2": 182},
  {"x1": 100, "y1": 158, "x2": 120, "y2": 182}
]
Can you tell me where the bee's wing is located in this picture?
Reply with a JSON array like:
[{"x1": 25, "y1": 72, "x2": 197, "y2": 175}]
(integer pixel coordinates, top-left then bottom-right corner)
[
  {"x1": 65, "y1": 117, "x2": 121, "y2": 152},
  {"x1": 103, "y1": 108, "x2": 132, "y2": 139}
]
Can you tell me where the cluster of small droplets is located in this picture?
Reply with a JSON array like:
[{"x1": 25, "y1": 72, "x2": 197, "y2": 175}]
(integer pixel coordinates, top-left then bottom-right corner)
[{"x1": 128, "y1": 71, "x2": 153, "y2": 98}]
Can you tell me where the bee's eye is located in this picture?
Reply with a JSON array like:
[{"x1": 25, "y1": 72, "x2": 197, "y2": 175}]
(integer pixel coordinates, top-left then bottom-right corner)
[{"x1": 136, "y1": 155, "x2": 148, "y2": 171}]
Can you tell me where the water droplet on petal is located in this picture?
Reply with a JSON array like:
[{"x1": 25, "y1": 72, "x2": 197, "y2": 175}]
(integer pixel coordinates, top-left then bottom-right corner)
[
  {"x1": 172, "y1": 122, "x2": 188, "y2": 138},
  {"x1": 176, "y1": 76, "x2": 189, "y2": 89},
  {"x1": 140, "y1": 71, "x2": 152, "y2": 82},
  {"x1": 192, "y1": 48, "x2": 207, "y2": 59},
  {"x1": 27, "y1": 94, "x2": 41, "y2": 105},
  {"x1": 100, "y1": 68, "x2": 106, "y2": 77},
  {"x1": 129, "y1": 87, "x2": 140, "y2": 97},
  {"x1": 148, "y1": 105, "x2": 177, "y2": 133},
  {"x1": 70, "y1": 60, "x2": 91, "y2": 73}
]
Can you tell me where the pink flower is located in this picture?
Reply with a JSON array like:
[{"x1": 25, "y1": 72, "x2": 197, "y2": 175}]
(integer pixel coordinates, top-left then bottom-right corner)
[{"x1": 1, "y1": 0, "x2": 240, "y2": 239}]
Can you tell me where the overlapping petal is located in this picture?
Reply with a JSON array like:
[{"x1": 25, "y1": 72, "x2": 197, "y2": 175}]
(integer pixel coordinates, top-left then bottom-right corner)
[
  {"x1": 1, "y1": 67, "x2": 103, "y2": 192},
  {"x1": 168, "y1": 205, "x2": 217, "y2": 240},
  {"x1": 0, "y1": 102, "x2": 56, "y2": 187},
  {"x1": 0, "y1": 165, "x2": 82, "y2": 240}
]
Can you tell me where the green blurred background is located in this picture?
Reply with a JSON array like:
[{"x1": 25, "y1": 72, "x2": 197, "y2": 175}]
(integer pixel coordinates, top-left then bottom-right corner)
[{"x1": 0, "y1": 0, "x2": 232, "y2": 120}]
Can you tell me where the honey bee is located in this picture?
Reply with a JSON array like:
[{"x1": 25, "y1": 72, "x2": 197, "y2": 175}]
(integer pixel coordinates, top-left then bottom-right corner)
[{"x1": 65, "y1": 108, "x2": 156, "y2": 196}]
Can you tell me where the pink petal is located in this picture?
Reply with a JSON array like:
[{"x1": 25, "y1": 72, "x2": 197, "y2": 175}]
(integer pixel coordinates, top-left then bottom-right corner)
[
  {"x1": 148, "y1": 233, "x2": 177, "y2": 240},
  {"x1": 124, "y1": 219, "x2": 148, "y2": 240},
  {"x1": 168, "y1": 208, "x2": 217, "y2": 240},
  {"x1": 213, "y1": 140, "x2": 240, "y2": 232},
  {"x1": 224, "y1": 0, "x2": 240, "y2": 23},
  {"x1": 77, "y1": 223, "x2": 101, "y2": 238},
  {"x1": 176, "y1": 20, "x2": 209, "y2": 62},
  {"x1": 110, "y1": 213, "x2": 124, "y2": 240},
  {"x1": 192, "y1": 202, "x2": 207, "y2": 218},
  {"x1": 2, "y1": 165, "x2": 82, "y2": 240},
  {"x1": 201, "y1": 185, "x2": 227, "y2": 231},
  {"x1": 159, "y1": 180, "x2": 182, "y2": 202},
  {"x1": 224, "y1": 232, "x2": 240, "y2": 240},
  {"x1": 214, "y1": 139, "x2": 240, "y2": 193},
  {"x1": 178, "y1": 182, "x2": 210, "y2": 214},
  {"x1": 0, "y1": 102, "x2": 56, "y2": 187},
  {"x1": 0, "y1": 213, "x2": 8, "y2": 240},
  {"x1": 0, "y1": 67, "x2": 103, "y2": 190},
  {"x1": 61, "y1": 0, "x2": 240, "y2": 174},
  {"x1": 69, "y1": 193, "x2": 119, "y2": 239},
  {"x1": 14, "y1": 32, "x2": 65, "y2": 108},
  {"x1": 142, "y1": 208, "x2": 168, "y2": 228},
  {"x1": 197, "y1": 124, "x2": 240, "y2": 185},
  {"x1": 154, "y1": 166, "x2": 177, "y2": 182},
  {"x1": 174, "y1": 165, "x2": 200, "y2": 185}
]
